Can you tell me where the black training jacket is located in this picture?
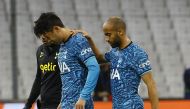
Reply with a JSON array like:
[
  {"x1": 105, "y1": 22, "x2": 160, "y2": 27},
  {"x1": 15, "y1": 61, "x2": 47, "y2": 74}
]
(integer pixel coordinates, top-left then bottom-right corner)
[{"x1": 25, "y1": 44, "x2": 61, "y2": 108}]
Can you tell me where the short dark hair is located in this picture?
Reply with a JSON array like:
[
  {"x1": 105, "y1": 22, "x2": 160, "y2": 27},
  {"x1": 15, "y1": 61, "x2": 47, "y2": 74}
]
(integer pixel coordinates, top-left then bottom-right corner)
[
  {"x1": 107, "y1": 16, "x2": 126, "y2": 32},
  {"x1": 34, "y1": 12, "x2": 65, "y2": 38}
]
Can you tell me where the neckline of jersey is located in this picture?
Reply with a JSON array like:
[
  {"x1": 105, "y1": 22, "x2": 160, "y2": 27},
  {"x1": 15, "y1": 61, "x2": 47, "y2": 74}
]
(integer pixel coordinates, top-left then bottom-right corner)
[
  {"x1": 61, "y1": 32, "x2": 74, "y2": 45},
  {"x1": 119, "y1": 41, "x2": 133, "y2": 50}
]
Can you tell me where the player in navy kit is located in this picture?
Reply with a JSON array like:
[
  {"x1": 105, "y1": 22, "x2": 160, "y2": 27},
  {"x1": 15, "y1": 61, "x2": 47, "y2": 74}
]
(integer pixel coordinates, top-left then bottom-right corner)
[
  {"x1": 23, "y1": 29, "x2": 61, "y2": 109},
  {"x1": 34, "y1": 12, "x2": 100, "y2": 109},
  {"x1": 85, "y1": 16, "x2": 159, "y2": 109}
]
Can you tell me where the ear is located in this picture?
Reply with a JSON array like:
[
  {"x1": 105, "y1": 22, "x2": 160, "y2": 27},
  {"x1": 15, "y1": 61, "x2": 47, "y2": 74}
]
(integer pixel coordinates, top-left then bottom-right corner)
[
  {"x1": 52, "y1": 26, "x2": 60, "y2": 32},
  {"x1": 117, "y1": 29, "x2": 123, "y2": 36}
]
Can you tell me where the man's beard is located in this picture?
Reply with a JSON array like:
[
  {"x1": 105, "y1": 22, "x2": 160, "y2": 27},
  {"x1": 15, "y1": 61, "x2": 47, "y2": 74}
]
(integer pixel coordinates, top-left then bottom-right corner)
[{"x1": 110, "y1": 35, "x2": 121, "y2": 48}]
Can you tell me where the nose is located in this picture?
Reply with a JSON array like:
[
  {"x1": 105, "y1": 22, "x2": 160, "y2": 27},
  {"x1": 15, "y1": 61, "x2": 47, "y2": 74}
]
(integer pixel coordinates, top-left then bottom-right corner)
[
  {"x1": 105, "y1": 37, "x2": 109, "y2": 42},
  {"x1": 41, "y1": 36, "x2": 48, "y2": 43}
]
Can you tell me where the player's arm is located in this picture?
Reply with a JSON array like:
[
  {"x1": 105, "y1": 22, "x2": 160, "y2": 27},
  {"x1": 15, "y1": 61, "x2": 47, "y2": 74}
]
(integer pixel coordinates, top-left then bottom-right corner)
[
  {"x1": 133, "y1": 49, "x2": 159, "y2": 109},
  {"x1": 75, "y1": 56, "x2": 100, "y2": 109},
  {"x1": 87, "y1": 36, "x2": 106, "y2": 63},
  {"x1": 24, "y1": 72, "x2": 41, "y2": 109},
  {"x1": 142, "y1": 72, "x2": 159, "y2": 109},
  {"x1": 23, "y1": 50, "x2": 41, "y2": 109},
  {"x1": 74, "y1": 30, "x2": 107, "y2": 63},
  {"x1": 74, "y1": 35, "x2": 100, "y2": 109},
  {"x1": 57, "y1": 102, "x2": 61, "y2": 109}
]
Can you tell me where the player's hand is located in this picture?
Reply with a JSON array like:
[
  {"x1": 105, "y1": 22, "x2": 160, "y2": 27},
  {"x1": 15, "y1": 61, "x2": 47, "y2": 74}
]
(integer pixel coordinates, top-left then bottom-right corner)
[
  {"x1": 23, "y1": 105, "x2": 31, "y2": 109},
  {"x1": 73, "y1": 30, "x2": 91, "y2": 40},
  {"x1": 75, "y1": 98, "x2": 86, "y2": 109},
  {"x1": 57, "y1": 103, "x2": 61, "y2": 109}
]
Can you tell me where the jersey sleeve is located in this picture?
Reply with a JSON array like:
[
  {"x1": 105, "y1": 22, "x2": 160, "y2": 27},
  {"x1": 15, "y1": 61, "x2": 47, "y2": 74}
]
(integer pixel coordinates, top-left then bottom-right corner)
[
  {"x1": 74, "y1": 34, "x2": 95, "y2": 62},
  {"x1": 133, "y1": 49, "x2": 152, "y2": 76},
  {"x1": 24, "y1": 47, "x2": 42, "y2": 108},
  {"x1": 80, "y1": 56, "x2": 100, "y2": 100}
]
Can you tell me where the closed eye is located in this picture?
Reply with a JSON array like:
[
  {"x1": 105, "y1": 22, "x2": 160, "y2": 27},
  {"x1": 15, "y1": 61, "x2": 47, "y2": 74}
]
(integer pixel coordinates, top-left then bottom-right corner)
[{"x1": 105, "y1": 33, "x2": 111, "y2": 37}]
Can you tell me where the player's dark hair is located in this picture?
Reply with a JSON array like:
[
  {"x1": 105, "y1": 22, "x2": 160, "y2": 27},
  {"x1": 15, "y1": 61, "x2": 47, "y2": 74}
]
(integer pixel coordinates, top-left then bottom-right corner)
[{"x1": 34, "y1": 12, "x2": 65, "y2": 38}]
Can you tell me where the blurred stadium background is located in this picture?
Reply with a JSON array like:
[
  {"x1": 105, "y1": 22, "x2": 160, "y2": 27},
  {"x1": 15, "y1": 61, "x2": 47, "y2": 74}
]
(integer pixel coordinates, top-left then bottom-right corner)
[{"x1": 0, "y1": 0, "x2": 190, "y2": 108}]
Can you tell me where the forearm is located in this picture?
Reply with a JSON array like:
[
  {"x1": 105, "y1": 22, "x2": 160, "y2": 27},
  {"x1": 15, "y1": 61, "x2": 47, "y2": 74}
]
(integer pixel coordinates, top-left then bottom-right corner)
[
  {"x1": 25, "y1": 77, "x2": 41, "y2": 108},
  {"x1": 80, "y1": 56, "x2": 100, "y2": 100},
  {"x1": 86, "y1": 37, "x2": 105, "y2": 63},
  {"x1": 147, "y1": 82, "x2": 159, "y2": 109},
  {"x1": 57, "y1": 102, "x2": 61, "y2": 109},
  {"x1": 142, "y1": 72, "x2": 159, "y2": 109},
  {"x1": 25, "y1": 49, "x2": 41, "y2": 108}
]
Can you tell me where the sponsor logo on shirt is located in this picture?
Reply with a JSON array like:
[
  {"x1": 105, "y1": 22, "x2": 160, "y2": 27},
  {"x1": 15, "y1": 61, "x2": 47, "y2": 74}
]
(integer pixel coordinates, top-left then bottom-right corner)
[
  {"x1": 58, "y1": 62, "x2": 70, "y2": 74},
  {"x1": 40, "y1": 62, "x2": 56, "y2": 73},
  {"x1": 139, "y1": 60, "x2": 150, "y2": 68},
  {"x1": 81, "y1": 48, "x2": 92, "y2": 55},
  {"x1": 111, "y1": 69, "x2": 121, "y2": 80}
]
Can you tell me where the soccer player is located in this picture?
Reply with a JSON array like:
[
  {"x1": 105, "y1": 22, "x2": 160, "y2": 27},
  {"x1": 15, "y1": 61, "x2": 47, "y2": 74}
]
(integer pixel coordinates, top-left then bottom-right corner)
[
  {"x1": 23, "y1": 35, "x2": 62, "y2": 109},
  {"x1": 34, "y1": 12, "x2": 100, "y2": 109},
  {"x1": 85, "y1": 17, "x2": 159, "y2": 109}
]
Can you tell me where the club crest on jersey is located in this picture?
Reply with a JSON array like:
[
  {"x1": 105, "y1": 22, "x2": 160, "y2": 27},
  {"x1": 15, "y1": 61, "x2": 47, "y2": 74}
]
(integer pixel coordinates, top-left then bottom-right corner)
[
  {"x1": 111, "y1": 69, "x2": 120, "y2": 80},
  {"x1": 55, "y1": 52, "x2": 59, "y2": 59},
  {"x1": 117, "y1": 58, "x2": 122, "y2": 67},
  {"x1": 39, "y1": 52, "x2": 44, "y2": 58},
  {"x1": 59, "y1": 50, "x2": 67, "y2": 59}
]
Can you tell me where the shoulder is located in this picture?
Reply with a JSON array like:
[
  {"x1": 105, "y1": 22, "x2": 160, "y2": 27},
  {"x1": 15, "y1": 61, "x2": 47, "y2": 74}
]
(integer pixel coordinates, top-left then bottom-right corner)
[
  {"x1": 131, "y1": 43, "x2": 147, "y2": 54},
  {"x1": 35, "y1": 44, "x2": 46, "y2": 59},
  {"x1": 38, "y1": 44, "x2": 44, "y2": 50},
  {"x1": 71, "y1": 32, "x2": 87, "y2": 45},
  {"x1": 107, "y1": 48, "x2": 117, "y2": 54},
  {"x1": 105, "y1": 48, "x2": 117, "y2": 58},
  {"x1": 130, "y1": 43, "x2": 148, "y2": 59},
  {"x1": 36, "y1": 44, "x2": 45, "y2": 54}
]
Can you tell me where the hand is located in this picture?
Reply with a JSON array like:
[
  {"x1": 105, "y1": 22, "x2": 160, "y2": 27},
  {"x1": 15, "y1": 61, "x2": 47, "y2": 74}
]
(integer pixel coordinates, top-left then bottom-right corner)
[
  {"x1": 73, "y1": 29, "x2": 91, "y2": 40},
  {"x1": 75, "y1": 98, "x2": 86, "y2": 109},
  {"x1": 57, "y1": 103, "x2": 61, "y2": 109},
  {"x1": 23, "y1": 105, "x2": 31, "y2": 109}
]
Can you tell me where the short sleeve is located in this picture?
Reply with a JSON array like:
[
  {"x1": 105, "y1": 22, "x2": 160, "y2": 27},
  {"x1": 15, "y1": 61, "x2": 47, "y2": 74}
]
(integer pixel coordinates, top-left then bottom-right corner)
[
  {"x1": 133, "y1": 50, "x2": 152, "y2": 76},
  {"x1": 74, "y1": 34, "x2": 94, "y2": 62}
]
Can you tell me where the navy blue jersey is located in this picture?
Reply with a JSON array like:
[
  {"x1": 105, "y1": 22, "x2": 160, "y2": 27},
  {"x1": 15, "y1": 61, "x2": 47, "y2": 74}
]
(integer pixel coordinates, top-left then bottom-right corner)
[
  {"x1": 105, "y1": 42, "x2": 152, "y2": 109},
  {"x1": 58, "y1": 33, "x2": 94, "y2": 109}
]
